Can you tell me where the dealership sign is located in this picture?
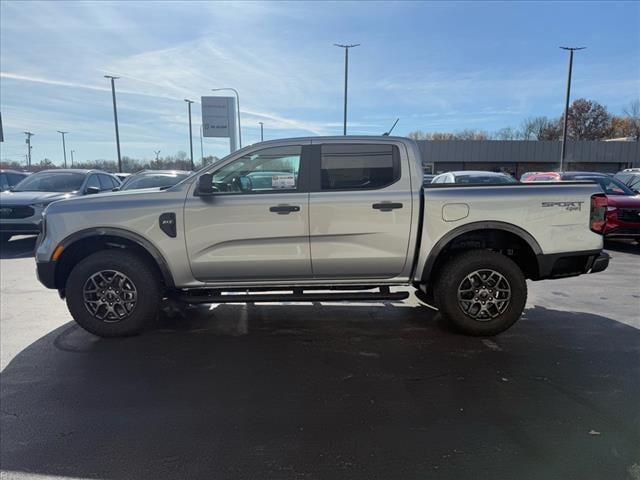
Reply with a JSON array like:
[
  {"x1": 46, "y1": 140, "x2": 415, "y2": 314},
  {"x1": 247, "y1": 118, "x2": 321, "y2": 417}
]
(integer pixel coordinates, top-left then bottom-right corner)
[{"x1": 201, "y1": 96, "x2": 238, "y2": 151}]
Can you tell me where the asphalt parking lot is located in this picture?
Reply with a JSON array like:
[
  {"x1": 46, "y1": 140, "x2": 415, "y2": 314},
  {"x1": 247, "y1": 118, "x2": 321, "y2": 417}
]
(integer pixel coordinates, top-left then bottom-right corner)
[{"x1": 1, "y1": 236, "x2": 639, "y2": 480}]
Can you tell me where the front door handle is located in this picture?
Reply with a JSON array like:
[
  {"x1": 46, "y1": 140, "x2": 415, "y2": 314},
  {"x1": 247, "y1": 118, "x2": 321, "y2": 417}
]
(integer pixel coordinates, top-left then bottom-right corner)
[
  {"x1": 372, "y1": 202, "x2": 403, "y2": 212},
  {"x1": 269, "y1": 205, "x2": 300, "y2": 214}
]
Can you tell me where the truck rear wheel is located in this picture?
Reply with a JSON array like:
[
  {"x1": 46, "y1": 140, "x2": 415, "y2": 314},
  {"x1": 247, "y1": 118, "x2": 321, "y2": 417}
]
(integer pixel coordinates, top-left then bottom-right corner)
[
  {"x1": 433, "y1": 249, "x2": 527, "y2": 336},
  {"x1": 65, "y1": 250, "x2": 162, "y2": 337}
]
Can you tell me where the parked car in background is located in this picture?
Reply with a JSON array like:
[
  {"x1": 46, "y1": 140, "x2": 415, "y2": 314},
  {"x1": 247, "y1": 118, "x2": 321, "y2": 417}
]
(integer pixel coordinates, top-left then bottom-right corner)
[
  {"x1": 566, "y1": 174, "x2": 640, "y2": 241},
  {"x1": 0, "y1": 170, "x2": 29, "y2": 191},
  {"x1": 0, "y1": 169, "x2": 121, "y2": 243},
  {"x1": 614, "y1": 169, "x2": 640, "y2": 193},
  {"x1": 430, "y1": 171, "x2": 517, "y2": 184},
  {"x1": 118, "y1": 170, "x2": 192, "y2": 191},
  {"x1": 524, "y1": 171, "x2": 640, "y2": 241},
  {"x1": 114, "y1": 173, "x2": 131, "y2": 182},
  {"x1": 422, "y1": 174, "x2": 436, "y2": 185}
]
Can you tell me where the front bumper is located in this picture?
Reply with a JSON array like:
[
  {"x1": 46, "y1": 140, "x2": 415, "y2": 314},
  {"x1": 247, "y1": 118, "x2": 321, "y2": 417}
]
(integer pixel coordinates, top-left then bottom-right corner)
[
  {"x1": 36, "y1": 261, "x2": 57, "y2": 289},
  {"x1": 605, "y1": 226, "x2": 640, "y2": 239}
]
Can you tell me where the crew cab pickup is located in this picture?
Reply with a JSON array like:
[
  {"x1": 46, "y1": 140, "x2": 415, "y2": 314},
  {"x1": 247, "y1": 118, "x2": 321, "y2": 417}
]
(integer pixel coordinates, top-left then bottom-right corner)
[{"x1": 35, "y1": 136, "x2": 610, "y2": 337}]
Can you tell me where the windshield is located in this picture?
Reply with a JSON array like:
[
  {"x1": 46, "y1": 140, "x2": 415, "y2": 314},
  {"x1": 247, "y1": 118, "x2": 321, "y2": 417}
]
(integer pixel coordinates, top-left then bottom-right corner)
[
  {"x1": 120, "y1": 173, "x2": 190, "y2": 191},
  {"x1": 586, "y1": 177, "x2": 637, "y2": 196},
  {"x1": 455, "y1": 175, "x2": 517, "y2": 184},
  {"x1": 12, "y1": 172, "x2": 86, "y2": 192}
]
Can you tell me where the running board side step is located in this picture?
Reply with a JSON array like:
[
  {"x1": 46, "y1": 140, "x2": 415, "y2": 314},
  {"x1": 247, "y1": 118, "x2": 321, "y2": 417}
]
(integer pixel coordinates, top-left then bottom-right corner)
[{"x1": 171, "y1": 287, "x2": 409, "y2": 304}]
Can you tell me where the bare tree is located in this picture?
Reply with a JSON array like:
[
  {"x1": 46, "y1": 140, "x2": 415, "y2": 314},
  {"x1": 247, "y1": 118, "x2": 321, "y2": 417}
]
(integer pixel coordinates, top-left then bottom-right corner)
[
  {"x1": 623, "y1": 99, "x2": 640, "y2": 141},
  {"x1": 493, "y1": 127, "x2": 521, "y2": 140},
  {"x1": 520, "y1": 116, "x2": 557, "y2": 140},
  {"x1": 456, "y1": 129, "x2": 490, "y2": 140}
]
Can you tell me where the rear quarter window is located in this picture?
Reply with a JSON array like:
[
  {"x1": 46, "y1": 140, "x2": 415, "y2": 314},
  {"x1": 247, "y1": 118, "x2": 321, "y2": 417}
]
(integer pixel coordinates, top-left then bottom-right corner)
[{"x1": 320, "y1": 144, "x2": 400, "y2": 191}]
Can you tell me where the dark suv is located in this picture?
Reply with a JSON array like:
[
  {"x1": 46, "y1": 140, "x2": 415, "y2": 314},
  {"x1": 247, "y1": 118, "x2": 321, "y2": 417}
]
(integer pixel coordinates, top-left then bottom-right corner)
[
  {"x1": 0, "y1": 170, "x2": 29, "y2": 192},
  {"x1": 0, "y1": 169, "x2": 121, "y2": 242}
]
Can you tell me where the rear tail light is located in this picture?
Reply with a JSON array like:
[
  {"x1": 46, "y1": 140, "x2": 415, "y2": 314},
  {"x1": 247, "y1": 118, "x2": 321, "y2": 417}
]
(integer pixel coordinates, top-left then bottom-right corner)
[{"x1": 590, "y1": 194, "x2": 607, "y2": 233}]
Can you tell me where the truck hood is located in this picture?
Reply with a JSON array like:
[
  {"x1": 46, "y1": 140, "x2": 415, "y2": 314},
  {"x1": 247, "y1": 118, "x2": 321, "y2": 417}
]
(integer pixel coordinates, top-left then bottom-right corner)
[
  {"x1": 44, "y1": 184, "x2": 188, "y2": 216},
  {"x1": 606, "y1": 194, "x2": 640, "y2": 208},
  {"x1": 0, "y1": 190, "x2": 78, "y2": 206}
]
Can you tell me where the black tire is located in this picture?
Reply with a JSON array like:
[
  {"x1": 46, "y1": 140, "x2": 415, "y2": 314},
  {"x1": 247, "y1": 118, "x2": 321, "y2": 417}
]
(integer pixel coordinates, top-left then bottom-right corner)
[
  {"x1": 66, "y1": 250, "x2": 162, "y2": 337},
  {"x1": 0, "y1": 233, "x2": 12, "y2": 244},
  {"x1": 433, "y1": 249, "x2": 527, "y2": 336}
]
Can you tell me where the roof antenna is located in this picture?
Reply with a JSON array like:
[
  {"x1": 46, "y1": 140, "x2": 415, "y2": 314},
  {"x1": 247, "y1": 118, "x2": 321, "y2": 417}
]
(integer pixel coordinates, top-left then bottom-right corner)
[{"x1": 383, "y1": 118, "x2": 399, "y2": 136}]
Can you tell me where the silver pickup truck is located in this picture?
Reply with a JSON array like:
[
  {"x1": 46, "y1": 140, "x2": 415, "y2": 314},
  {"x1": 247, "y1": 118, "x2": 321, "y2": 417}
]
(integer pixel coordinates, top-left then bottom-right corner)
[{"x1": 35, "y1": 136, "x2": 609, "y2": 337}]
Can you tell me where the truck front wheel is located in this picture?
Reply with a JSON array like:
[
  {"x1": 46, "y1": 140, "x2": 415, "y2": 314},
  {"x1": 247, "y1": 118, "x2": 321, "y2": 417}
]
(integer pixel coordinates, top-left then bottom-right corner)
[
  {"x1": 433, "y1": 249, "x2": 527, "y2": 336},
  {"x1": 65, "y1": 250, "x2": 162, "y2": 337}
]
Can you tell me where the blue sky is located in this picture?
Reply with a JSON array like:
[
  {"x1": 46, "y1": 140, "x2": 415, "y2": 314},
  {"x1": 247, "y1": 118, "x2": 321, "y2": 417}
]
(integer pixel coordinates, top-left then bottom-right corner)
[{"x1": 1, "y1": 0, "x2": 638, "y2": 165}]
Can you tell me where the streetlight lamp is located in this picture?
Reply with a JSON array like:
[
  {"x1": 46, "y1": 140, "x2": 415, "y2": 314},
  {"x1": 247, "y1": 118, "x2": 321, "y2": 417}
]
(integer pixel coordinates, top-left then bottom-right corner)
[
  {"x1": 70, "y1": 149, "x2": 75, "y2": 167},
  {"x1": 334, "y1": 43, "x2": 360, "y2": 135},
  {"x1": 154, "y1": 150, "x2": 161, "y2": 161},
  {"x1": 258, "y1": 121, "x2": 264, "y2": 142},
  {"x1": 559, "y1": 46, "x2": 586, "y2": 172},
  {"x1": 184, "y1": 99, "x2": 195, "y2": 170},
  {"x1": 57, "y1": 131, "x2": 68, "y2": 168},
  {"x1": 211, "y1": 88, "x2": 242, "y2": 148},
  {"x1": 104, "y1": 75, "x2": 123, "y2": 173}
]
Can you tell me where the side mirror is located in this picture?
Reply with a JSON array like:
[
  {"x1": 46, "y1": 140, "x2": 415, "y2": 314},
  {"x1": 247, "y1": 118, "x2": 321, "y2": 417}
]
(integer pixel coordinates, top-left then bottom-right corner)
[
  {"x1": 239, "y1": 175, "x2": 253, "y2": 192},
  {"x1": 85, "y1": 186, "x2": 101, "y2": 195},
  {"x1": 195, "y1": 173, "x2": 214, "y2": 196}
]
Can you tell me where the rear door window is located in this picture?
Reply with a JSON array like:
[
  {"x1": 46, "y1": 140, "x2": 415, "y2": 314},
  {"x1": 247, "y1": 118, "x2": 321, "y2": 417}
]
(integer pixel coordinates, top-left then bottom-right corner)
[
  {"x1": 99, "y1": 174, "x2": 115, "y2": 190},
  {"x1": 320, "y1": 144, "x2": 400, "y2": 191}
]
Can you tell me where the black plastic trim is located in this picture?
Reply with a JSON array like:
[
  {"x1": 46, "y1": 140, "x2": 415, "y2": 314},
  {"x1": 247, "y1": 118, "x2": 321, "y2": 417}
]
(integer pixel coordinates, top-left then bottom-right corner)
[
  {"x1": 536, "y1": 249, "x2": 607, "y2": 279},
  {"x1": 172, "y1": 289, "x2": 409, "y2": 304},
  {"x1": 420, "y1": 221, "x2": 543, "y2": 282},
  {"x1": 36, "y1": 261, "x2": 57, "y2": 289},
  {"x1": 55, "y1": 227, "x2": 175, "y2": 288}
]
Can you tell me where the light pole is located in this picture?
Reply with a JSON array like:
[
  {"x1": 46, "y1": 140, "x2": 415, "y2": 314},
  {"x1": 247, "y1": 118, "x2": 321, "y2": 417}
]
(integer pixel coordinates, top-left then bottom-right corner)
[
  {"x1": 199, "y1": 125, "x2": 204, "y2": 165},
  {"x1": 104, "y1": 75, "x2": 123, "y2": 172},
  {"x1": 211, "y1": 88, "x2": 242, "y2": 148},
  {"x1": 559, "y1": 46, "x2": 586, "y2": 172},
  {"x1": 334, "y1": 43, "x2": 360, "y2": 135},
  {"x1": 154, "y1": 150, "x2": 161, "y2": 161},
  {"x1": 57, "y1": 130, "x2": 68, "y2": 168},
  {"x1": 184, "y1": 99, "x2": 195, "y2": 170},
  {"x1": 70, "y1": 149, "x2": 75, "y2": 167},
  {"x1": 258, "y1": 121, "x2": 264, "y2": 142},
  {"x1": 23, "y1": 131, "x2": 33, "y2": 167}
]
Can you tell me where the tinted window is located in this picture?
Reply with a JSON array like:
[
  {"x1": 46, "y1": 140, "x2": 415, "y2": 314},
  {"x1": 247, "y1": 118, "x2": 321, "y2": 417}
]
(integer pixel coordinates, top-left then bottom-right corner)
[
  {"x1": 12, "y1": 172, "x2": 86, "y2": 192},
  {"x1": 121, "y1": 173, "x2": 190, "y2": 191},
  {"x1": 6, "y1": 173, "x2": 25, "y2": 186},
  {"x1": 320, "y1": 144, "x2": 400, "y2": 190},
  {"x1": 588, "y1": 177, "x2": 635, "y2": 196},
  {"x1": 85, "y1": 175, "x2": 100, "y2": 190},
  {"x1": 210, "y1": 146, "x2": 301, "y2": 194},
  {"x1": 99, "y1": 174, "x2": 114, "y2": 190},
  {"x1": 0, "y1": 174, "x2": 8, "y2": 190}
]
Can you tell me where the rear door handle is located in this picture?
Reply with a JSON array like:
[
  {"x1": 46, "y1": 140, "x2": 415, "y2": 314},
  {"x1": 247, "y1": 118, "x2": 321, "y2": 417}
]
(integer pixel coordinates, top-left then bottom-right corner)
[
  {"x1": 269, "y1": 205, "x2": 300, "y2": 214},
  {"x1": 372, "y1": 202, "x2": 403, "y2": 212}
]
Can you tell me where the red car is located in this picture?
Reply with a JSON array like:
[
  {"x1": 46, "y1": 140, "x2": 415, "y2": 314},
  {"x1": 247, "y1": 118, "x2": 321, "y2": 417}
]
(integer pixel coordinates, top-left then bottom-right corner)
[{"x1": 524, "y1": 172, "x2": 640, "y2": 240}]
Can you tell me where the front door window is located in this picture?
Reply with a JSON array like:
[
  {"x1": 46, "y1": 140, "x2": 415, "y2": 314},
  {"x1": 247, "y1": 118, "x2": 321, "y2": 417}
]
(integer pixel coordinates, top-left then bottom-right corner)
[{"x1": 210, "y1": 146, "x2": 301, "y2": 194}]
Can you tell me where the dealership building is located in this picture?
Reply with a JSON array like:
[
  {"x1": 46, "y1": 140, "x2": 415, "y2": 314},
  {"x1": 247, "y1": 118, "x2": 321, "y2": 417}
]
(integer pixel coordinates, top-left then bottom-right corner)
[{"x1": 417, "y1": 140, "x2": 640, "y2": 178}]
